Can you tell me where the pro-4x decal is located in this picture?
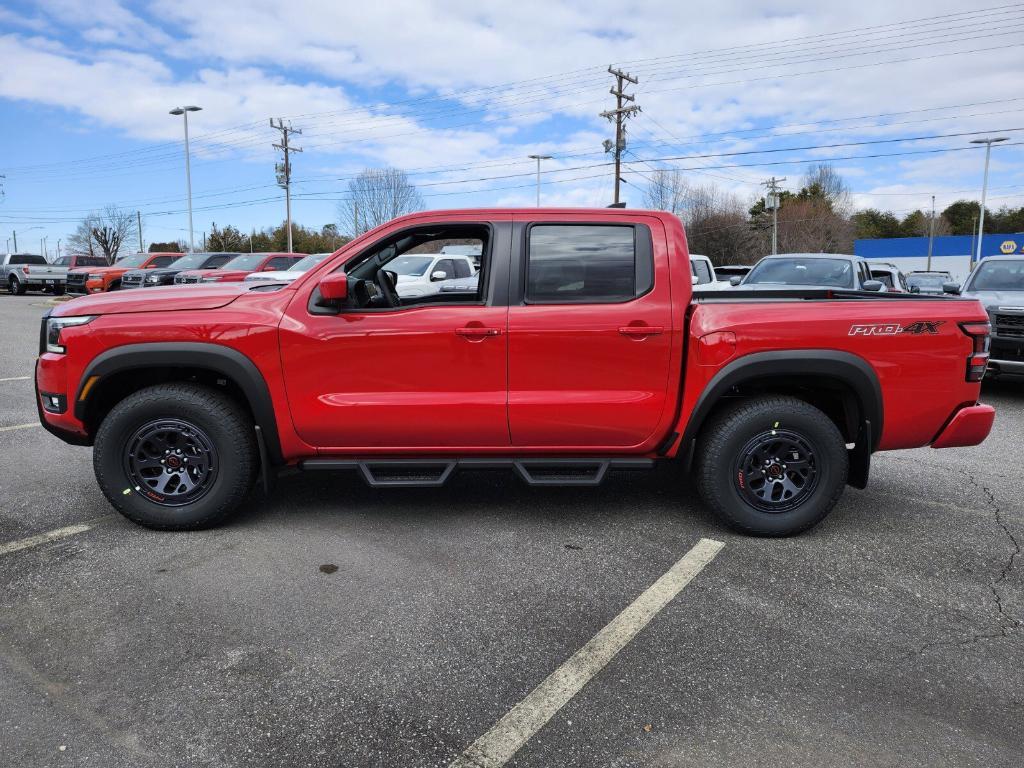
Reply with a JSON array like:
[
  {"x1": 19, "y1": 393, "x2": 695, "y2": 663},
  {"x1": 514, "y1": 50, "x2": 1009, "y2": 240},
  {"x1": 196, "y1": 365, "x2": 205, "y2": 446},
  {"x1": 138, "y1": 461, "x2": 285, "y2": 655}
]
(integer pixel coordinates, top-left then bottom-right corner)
[{"x1": 848, "y1": 321, "x2": 945, "y2": 336}]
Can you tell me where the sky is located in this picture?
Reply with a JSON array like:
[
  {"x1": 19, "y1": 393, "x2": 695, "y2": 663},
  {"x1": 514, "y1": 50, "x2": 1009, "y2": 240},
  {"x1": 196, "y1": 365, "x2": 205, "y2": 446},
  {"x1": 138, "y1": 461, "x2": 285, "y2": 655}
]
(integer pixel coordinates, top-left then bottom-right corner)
[{"x1": 1, "y1": 0, "x2": 1023, "y2": 256}]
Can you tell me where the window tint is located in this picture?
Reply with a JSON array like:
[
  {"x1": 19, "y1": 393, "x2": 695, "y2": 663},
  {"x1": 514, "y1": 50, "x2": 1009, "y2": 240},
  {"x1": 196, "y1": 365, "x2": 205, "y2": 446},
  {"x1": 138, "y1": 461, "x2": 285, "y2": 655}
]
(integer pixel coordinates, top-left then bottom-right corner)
[
  {"x1": 433, "y1": 259, "x2": 456, "y2": 279},
  {"x1": 691, "y1": 259, "x2": 713, "y2": 284},
  {"x1": 265, "y1": 256, "x2": 295, "y2": 270},
  {"x1": 527, "y1": 225, "x2": 638, "y2": 302},
  {"x1": 11, "y1": 254, "x2": 47, "y2": 265},
  {"x1": 872, "y1": 271, "x2": 895, "y2": 288},
  {"x1": 453, "y1": 259, "x2": 472, "y2": 279},
  {"x1": 75, "y1": 255, "x2": 106, "y2": 267},
  {"x1": 150, "y1": 256, "x2": 176, "y2": 268},
  {"x1": 201, "y1": 254, "x2": 234, "y2": 269}
]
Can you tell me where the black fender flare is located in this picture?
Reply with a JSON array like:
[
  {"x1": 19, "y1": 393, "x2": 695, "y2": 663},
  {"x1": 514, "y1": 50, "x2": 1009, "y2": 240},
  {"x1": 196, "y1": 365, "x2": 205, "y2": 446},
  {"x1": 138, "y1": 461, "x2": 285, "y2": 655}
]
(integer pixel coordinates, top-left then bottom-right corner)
[
  {"x1": 75, "y1": 342, "x2": 283, "y2": 465},
  {"x1": 680, "y1": 350, "x2": 882, "y2": 487}
]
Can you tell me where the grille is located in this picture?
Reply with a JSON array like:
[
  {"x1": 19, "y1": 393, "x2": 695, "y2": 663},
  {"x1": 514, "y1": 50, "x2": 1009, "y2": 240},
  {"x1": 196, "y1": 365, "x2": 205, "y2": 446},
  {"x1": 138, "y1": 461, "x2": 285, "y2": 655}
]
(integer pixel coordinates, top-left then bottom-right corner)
[
  {"x1": 121, "y1": 273, "x2": 143, "y2": 288},
  {"x1": 66, "y1": 273, "x2": 88, "y2": 293},
  {"x1": 994, "y1": 313, "x2": 1024, "y2": 338}
]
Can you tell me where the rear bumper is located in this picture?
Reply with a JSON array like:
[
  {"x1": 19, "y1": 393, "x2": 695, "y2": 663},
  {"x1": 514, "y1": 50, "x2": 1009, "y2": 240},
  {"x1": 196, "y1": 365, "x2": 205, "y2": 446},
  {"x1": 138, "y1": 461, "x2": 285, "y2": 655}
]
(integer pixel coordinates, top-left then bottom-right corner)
[{"x1": 931, "y1": 404, "x2": 995, "y2": 449}]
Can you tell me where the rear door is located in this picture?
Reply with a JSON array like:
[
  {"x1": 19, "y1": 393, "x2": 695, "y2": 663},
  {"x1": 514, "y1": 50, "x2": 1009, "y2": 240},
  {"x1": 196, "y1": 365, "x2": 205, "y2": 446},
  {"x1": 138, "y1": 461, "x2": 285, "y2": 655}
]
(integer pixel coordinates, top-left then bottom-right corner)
[{"x1": 507, "y1": 214, "x2": 676, "y2": 449}]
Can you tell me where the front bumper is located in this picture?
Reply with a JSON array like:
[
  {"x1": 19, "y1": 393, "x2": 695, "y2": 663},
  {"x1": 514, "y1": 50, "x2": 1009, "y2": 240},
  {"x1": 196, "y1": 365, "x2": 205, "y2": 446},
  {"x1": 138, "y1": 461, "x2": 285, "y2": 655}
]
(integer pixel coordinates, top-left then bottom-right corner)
[
  {"x1": 34, "y1": 357, "x2": 92, "y2": 446},
  {"x1": 931, "y1": 404, "x2": 995, "y2": 449},
  {"x1": 987, "y1": 307, "x2": 1024, "y2": 375}
]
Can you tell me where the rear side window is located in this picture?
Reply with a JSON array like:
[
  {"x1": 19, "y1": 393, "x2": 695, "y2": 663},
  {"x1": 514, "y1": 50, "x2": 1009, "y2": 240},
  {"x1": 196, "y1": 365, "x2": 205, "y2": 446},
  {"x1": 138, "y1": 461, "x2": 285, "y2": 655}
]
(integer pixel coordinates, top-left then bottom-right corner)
[
  {"x1": 692, "y1": 259, "x2": 713, "y2": 284},
  {"x1": 202, "y1": 255, "x2": 234, "y2": 269},
  {"x1": 264, "y1": 256, "x2": 296, "y2": 270},
  {"x1": 11, "y1": 254, "x2": 47, "y2": 265},
  {"x1": 526, "y1": 224, "x2": 650, "y2": 303},
  {"x1": 75, "y1": 255, "x2": 106, "y2": 267}
]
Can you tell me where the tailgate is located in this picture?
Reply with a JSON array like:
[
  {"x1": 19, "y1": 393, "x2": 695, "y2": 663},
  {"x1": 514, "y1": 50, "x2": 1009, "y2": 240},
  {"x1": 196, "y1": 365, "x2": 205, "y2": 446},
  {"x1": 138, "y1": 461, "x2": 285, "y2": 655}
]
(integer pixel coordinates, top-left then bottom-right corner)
[{"x1": 28, "y1": 265, "x2": 67, "y2": 282}]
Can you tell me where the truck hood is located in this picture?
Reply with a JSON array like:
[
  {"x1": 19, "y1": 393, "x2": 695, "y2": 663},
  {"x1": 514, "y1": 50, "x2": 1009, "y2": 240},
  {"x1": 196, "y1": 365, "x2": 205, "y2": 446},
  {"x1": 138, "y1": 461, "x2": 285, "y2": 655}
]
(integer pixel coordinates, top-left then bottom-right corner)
[
  {"x1": 962, "y1": 289, "x2": 1024, "y2": 311},
  {"x1": 53, "y1": 283, "x2": 248, "y2": 316}
]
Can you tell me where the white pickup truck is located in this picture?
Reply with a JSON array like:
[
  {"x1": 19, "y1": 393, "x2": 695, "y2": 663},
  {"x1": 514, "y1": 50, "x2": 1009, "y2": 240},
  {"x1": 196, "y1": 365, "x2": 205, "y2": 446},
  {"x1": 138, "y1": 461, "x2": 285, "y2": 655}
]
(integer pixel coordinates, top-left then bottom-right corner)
[{"x1": 2, "y1": 253, "x2": 67, "y2": 295}]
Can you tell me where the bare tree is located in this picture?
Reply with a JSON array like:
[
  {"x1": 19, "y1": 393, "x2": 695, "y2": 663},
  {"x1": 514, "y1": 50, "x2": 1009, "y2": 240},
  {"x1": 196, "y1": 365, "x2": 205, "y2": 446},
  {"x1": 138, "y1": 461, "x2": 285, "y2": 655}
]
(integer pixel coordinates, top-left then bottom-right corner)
[
  {"x1": 67, "y1": 205, "x2": 137, "y2": 264},
  {"x1": 338, "y1": 168, "x2": 424, "y2": 237},
  {"x1": 801, "y1": 162, "x2": 851, "y2": 215},
  {"x1": 642, "y1": 168, "x2": 688, "y2": 214}
]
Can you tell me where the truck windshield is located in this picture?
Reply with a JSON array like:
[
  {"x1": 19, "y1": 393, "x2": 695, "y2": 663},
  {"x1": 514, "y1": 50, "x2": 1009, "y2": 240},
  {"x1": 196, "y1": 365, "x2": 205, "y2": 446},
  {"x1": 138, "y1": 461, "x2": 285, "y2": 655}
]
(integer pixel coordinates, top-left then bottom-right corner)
[
  {"x1": 387, "y1": 256, "x2": 434, "y2": 276},
  {"x1": 75, "y1": 255, "x2": 108, "y2": 267},
  {"x1": 907, "y1": 274, "x2": 944, "y2": 289},
  {"x1": 221, "y1": 254, "x2": 266, "y2": 271},
  {"x1": 114, "y1": 253, "x2": 153, "y2": 268},
  {"x1": 968, "y1": 260, "x2": 1024, "y2": 291},
  {"x1": 744, "y1": 257, "x2": 854, "y2": 288},
  {"x1": 288, "y1": 254, "x2": 330, "y2": 272},
  {"x1": 170, "y1": 253, "x2": 216, "y2": 270}
]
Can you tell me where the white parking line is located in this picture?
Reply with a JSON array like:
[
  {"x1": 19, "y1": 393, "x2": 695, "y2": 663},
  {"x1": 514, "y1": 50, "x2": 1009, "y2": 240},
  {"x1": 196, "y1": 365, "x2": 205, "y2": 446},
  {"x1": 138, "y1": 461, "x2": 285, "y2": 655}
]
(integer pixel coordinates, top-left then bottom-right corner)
[
  {"x1": 0, "y1": 376, "x2": 30, "y2": 382},
  {"x1": 0, "y1": 422, "x2": 41, "y2": 433},
  {"x1": 450, "y1": 537, "x2": 725, "y2": 768},
  {"x1": 0, "y1": 523, "x2": 93, "y2": 556}
]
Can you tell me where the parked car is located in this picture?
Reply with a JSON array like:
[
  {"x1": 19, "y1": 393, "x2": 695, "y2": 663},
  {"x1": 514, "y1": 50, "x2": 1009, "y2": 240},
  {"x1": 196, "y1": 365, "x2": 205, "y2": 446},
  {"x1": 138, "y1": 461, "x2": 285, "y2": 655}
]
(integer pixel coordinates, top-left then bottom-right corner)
[
  {"x1": 868, "y1": 261, "x2": 911, "y2": 293},
  {"x1": 120, "y1": 252, "x2": 239, "y2": 288},
  {"x1": 690, "y1": 253, "x2": 718, "y2": 289},
  {"x1": 2, "y1": 253, "x2": 67, "y2": 295},
  {"x1": 175, "y1": 252, "x2": 306, "y2": 284},
  {"x1": 53, "y1": 254, "x2": 109, "y2": 271},
  {"x1": 387, "y1": 253, "x2": 477, "y2": 298},
  {"x1": 945, "y1": 255, "x2": 1024, "y2": 377},
  {"x1": 37, "y1": 208, "x2": 994, "y2": 537},
  {"x1": 906, "y1": 271, "x2": 953, "y2": 295},
  {"x1": 244, "y1": 253, "x2": 332, "y2": 284},
  {"x1": 734, "y1": 253, "x2": 884, "y2": 291},
  {"x1": 67, "y1": 252, "x2": 183, "y2": 295}
]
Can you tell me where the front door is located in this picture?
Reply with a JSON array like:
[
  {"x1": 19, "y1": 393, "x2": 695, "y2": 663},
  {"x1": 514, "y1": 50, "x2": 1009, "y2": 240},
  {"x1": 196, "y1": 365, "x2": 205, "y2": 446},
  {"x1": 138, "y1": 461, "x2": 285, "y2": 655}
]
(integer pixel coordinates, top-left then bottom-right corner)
[
  {"x1": 280, "y1": 219, "x2": 511, "y2": 450},
  {"x1": 507, "y1": 216, "x2": 676, "y2": 449}
]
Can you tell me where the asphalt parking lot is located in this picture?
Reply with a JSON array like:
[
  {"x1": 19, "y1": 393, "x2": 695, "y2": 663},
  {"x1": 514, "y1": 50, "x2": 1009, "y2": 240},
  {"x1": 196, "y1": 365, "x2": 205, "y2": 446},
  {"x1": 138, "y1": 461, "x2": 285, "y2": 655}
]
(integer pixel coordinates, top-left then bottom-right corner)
[{"x1": 1, "y1": 294, "x2": 1022, "y2": 768}]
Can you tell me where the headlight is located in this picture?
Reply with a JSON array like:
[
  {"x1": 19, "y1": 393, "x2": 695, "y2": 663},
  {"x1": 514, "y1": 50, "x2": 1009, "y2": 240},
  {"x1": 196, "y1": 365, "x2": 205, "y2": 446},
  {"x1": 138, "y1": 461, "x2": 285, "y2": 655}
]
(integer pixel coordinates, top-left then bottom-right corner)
[
  {"x1": 46, "y1": 316, "x2": 95, "y2": 354},
  {"x1": 88, "y1": 273, "x2": 104, "y2": 280}
]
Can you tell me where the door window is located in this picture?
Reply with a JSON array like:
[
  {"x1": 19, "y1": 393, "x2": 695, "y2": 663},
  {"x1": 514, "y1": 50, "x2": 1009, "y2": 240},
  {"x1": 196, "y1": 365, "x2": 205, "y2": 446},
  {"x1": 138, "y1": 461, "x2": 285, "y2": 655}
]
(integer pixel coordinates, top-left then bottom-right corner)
[
  {"x1": 525, "y1": 224, "x2": 651, "y2": 303},
  {"x1": 691, "y1": 259, "x2": 713, "y2": 284}
]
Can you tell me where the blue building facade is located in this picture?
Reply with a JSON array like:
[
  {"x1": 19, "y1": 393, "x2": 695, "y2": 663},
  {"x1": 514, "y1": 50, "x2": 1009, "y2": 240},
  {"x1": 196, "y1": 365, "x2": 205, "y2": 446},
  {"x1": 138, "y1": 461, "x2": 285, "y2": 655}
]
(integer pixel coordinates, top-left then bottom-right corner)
[
  {"x1": 855, "y1": 233, "x2": 1024, "y2": 260},
  {"x1": 854, "y1": 234, "x2": 1024, "y2": 281}
]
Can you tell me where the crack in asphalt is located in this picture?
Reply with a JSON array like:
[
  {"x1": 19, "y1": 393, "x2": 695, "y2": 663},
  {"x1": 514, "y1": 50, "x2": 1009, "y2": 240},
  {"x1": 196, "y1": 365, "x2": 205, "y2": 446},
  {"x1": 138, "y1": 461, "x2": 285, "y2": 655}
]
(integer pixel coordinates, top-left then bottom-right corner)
[{"x1": 908, "y1": 469, "x2": 1021, "y2": 657}]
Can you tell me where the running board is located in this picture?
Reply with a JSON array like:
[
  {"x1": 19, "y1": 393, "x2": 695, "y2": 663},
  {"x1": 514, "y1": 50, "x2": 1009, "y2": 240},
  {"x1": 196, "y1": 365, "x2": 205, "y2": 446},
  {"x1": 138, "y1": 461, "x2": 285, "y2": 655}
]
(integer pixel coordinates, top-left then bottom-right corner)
[{"x1": 298, "y1": 457, "x2": 654, "y2": 488}]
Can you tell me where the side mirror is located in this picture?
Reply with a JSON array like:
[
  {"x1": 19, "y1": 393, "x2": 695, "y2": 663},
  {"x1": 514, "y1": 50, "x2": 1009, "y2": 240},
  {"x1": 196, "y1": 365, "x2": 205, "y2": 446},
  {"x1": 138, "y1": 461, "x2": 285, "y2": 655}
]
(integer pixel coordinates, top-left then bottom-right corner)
[
  {"x1": 910, "y1": 285, "x2": 920, "y2": 294},
  {"x1": 942, "y1": 282, "x2": 961, "y2": 295},
  {"x1": 430, "y1": 270, "x2": 448, "y2": 282},
  {"x1": 862, "y1": 280, "x2": 885, "y2": 292},
  {"x1": 691, "y1": 274, "x2": 699, "y2": 286},
  {"x1": 318, "y1": 273, "x2": 349, "y2": 302},
  {"x1": 729, "y1": 276, "x2": 743, "y2": 286}
]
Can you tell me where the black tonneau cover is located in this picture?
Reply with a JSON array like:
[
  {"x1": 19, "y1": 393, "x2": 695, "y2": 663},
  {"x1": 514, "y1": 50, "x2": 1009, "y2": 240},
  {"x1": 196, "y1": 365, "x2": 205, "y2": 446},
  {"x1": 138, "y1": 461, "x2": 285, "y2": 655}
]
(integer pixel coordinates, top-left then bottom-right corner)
[{"x1": 692, "y1": 288, "x2": 974, "y2": 302}]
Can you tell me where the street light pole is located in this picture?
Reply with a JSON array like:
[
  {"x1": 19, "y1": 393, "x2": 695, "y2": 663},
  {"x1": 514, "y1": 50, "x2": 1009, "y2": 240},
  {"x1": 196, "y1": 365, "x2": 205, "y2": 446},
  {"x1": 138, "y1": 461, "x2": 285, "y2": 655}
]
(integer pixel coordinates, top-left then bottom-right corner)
[
  {"x1": 170, "y1": 106, "x2": 202, "y2": 252},
  {"x1": 528, "y1": 154, "x2": 552, "y2": 207},
  {"x1": 969, "y1": 136, "x2": 1008, "y2": 265}
]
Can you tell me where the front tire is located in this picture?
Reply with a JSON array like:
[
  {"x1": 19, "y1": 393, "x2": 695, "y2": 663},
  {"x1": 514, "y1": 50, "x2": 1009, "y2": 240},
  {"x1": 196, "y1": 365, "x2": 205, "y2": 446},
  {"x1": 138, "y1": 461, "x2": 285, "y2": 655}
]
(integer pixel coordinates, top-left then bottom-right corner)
[
  {"x1": 696, "y1": 396, "x2": 848, "y2": 536},
  {"x1": 93, "y1": 383, "x2": 257, "y2": 530}
]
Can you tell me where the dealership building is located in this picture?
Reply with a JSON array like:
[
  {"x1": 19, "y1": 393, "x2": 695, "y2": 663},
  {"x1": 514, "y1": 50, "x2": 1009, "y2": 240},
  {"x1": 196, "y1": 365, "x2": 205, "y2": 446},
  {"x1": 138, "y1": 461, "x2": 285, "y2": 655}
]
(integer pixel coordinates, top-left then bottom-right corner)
[{"x1": 854, "y1": 233, "x2": 1024, "y2": 281}]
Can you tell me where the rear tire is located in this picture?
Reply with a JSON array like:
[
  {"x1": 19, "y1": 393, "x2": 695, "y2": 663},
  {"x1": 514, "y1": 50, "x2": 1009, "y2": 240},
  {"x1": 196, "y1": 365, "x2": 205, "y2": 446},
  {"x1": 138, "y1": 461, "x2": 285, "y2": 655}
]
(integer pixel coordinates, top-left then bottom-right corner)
[
  {"x1": 9, "y1": 277, "x2": 26, "y2": 295},
  {"x1": 93, "y1": 383, "x2": 257, "y2": 530},
  {"x1": 53, "y1": 284, "x2": 65, "y2": 296},
  {"x1": 696, "y1": 396, "x2": 848, "y2": 536}
]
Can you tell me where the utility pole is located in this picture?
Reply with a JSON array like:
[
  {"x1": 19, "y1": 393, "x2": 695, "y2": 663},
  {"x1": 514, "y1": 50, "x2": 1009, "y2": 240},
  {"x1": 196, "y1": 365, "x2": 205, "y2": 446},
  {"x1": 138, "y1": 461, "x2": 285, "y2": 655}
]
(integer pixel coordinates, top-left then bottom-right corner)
[
  {"x1": 926, "y1": 195, "x2": 936, "y2": 271},
  {"x1": 270, "y1": 118, "x2": 303, "y2": 253},
  {"x1": 137, "y1": 210, "x2": 144, "y2": 253},
  {"x1": 528, "y1": 155, "x2": 552, "y2": 206},
  {"x1": 12, "y1": 230, "x2": 16, "y2": 252},
  {"x1": 600, "y1": 66, "x2": 640, "y2": 205},
  {"x1": 763, "y1": 177, "x2": 787, "y2": 255},
  {"x1": 57, "y1": 239, "x2": 61, "y2": 260}
]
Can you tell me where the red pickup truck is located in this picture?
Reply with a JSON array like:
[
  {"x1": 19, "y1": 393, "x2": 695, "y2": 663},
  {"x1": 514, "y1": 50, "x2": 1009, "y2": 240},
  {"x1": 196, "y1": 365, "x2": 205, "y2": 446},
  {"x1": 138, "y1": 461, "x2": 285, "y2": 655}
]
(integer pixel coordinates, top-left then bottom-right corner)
[{"x1": 35, "y1": 209, "x2": 995, "y2": 536}]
